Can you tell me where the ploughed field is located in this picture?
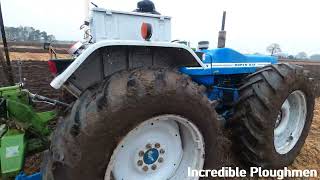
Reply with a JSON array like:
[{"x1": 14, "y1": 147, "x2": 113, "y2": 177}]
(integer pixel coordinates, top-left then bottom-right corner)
[
  {"x1": 22, "y1": 99, "x2": 320, "y2": 176},
  {"x1": 10, "y1": 52, "x2": 70, "y2": 61},
  {"x1": 290, "y1": 99, "x2": 320, "y2": 172},
  {"x1": 0, "y1": 49, "x2": 319, "y2": 176}
]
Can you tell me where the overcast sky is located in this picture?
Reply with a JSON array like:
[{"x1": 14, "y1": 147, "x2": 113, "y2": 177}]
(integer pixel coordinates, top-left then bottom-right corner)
[{"x1": 2, "y1": 0, "x2": 320, "y2": 55}]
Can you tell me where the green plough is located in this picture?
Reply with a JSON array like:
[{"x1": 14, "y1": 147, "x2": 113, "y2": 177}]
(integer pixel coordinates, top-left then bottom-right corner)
[{"x1": 0, "y1": 84, "x2": 67, "y2": 179}]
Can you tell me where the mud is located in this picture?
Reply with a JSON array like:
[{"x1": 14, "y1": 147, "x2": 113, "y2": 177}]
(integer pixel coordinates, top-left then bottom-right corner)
[
  {"x1": 0, "y1": 59, "x2": 319, "y2": 177},
  {"x1": 22, "y1": 99, "x2": 320, "y2": 177}
]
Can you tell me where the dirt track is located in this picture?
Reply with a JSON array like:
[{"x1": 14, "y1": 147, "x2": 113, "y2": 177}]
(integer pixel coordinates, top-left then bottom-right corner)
[{"x1": 290, "y1": 99, "x2": 320, "y2": 172}]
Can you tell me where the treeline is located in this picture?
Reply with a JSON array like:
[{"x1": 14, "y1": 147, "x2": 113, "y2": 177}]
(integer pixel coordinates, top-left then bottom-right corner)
[
  {"x1": 266, "y1": 43, "x2": 320, "y2": 61},
  {"x1": 2, "y1": 26, "x2": 55, "y2": 42}
]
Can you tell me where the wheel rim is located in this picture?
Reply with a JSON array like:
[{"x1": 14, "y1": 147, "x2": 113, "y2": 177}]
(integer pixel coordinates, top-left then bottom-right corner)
[
  {"x1": 274, "y1": 90, "x2": 307, "y2": 154},
  {"x1": 105, "y1": 115, "x2": 205, "y2": 180}
]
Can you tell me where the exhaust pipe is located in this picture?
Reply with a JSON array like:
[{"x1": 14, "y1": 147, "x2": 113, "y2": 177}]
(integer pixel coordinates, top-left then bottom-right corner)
[
  {"x1": 217, "y1": 11, "x2": 227, "y2": 48},
  {"x1": 83, "y1": 0, "x2": 90, "y2": 22}
]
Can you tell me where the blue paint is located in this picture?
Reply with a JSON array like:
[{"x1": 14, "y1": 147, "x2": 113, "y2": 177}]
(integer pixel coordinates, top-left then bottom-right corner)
[
  {"x1": 188, "y1": 75, "x2": 214, "y2": 87},
  {"x1": 207, "y1": 86, "x2": 239, "y2": 102},
  {"x1": 143, "y1": 148, "x2": 159, "y2": 165},
  {"x1": 180, "y1": 47, "x2": 277, "y2": 116},
  {"x1": 202, "y1": 48, "x2": 277, "y2": 64},
  {"x1": 181, "y1": 48, "x2": 277, "y2": 76},
  {"x1": 15, "y1": 172, "x2": 42, "y2": 180}
]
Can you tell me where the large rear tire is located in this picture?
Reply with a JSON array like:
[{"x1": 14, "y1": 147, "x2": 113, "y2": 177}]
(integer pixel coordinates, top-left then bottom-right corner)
[
  {"x1": 42, "y1": 68, "x2": 220, "y2": 180},
  {"x1": 230, "y1": 63, "x2": 315, "y2": 168}
]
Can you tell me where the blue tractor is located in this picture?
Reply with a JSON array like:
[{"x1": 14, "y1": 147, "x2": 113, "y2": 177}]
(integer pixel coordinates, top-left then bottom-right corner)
[{"x1": 42, "y1": 3, "x2": 315, "y2": 180}]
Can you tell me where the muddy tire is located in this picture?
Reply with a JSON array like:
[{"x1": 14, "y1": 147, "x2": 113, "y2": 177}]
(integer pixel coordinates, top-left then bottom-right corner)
[
  {"x1": 230, "y1": 63, "x2": 315, "y2": 168},
  {"x1": 42, "y1": 68, "x2": 220, "y2": 180}
]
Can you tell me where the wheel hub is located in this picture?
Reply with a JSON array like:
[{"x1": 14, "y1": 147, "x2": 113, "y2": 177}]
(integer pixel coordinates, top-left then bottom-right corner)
[
  {"x1": 274, "y1": 90, "x2": 307, "y2": 154},
  {"x1": 135, "y1": 143, "x2": 166, "y2": 172},
  {"x1": 144, "y1": 148, "x2": 159, "y2": 164}
]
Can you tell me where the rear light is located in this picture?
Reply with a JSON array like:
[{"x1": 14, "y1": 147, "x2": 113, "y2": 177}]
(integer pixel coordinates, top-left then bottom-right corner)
[
  {"x1": 141, "y1": 22, "x2": 152, "y2": 41},
  {"x1": 48, "y1": 60, "x2": 57, "y2": 75},
  {"x1": 68, "y1": 41, "x2": 83, "y2": 55}
]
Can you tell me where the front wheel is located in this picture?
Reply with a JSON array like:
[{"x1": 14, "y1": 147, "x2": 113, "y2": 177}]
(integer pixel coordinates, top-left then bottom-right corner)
[
  {"x1": 231, "y1": 63, "x2": 315, "y2": 168},
  {"x1": 43, "y1": 68, "x2": 220, "y2": 180}
]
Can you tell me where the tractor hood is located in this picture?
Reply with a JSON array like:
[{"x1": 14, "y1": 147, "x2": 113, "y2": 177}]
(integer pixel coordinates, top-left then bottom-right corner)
[
  {"x1": 202, "y1": 48, "x2": 277, "y2": 65},
  {"x1": 180, "y1": 48, "x2": 278, "y2": 77}
]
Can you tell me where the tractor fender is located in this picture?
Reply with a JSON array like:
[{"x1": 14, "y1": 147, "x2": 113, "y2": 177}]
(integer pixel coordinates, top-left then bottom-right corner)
[{"x1": 50, "y1": 40, "x2": 205, "y2": 95}]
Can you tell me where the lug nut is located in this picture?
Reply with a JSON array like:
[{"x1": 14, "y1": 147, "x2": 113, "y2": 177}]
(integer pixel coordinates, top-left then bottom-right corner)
[
  {"x1": 137, "y1": 160, "x2": 143, "y2": 166},
  {"x1": 151, "y1": 164, "x2": 157, "y2": 170},
  {"x1": 146, "y1": 143, "x2": 152, "y2": 149},
  {"x1": 139, "y1": 151, "x2": 144, "y2": 157},
  {"x1": 143, "y1": 166, "x2": 148, "y2": 172},
  {"x1": 160, "y1": 149, "x2": 165, "y2": 154},
  {"x1": 158, "y1": 157, "x2": 164, "y2": 163},
  {"x1": 155, "y1": 143, "x2": 161, "y2": 148}
]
